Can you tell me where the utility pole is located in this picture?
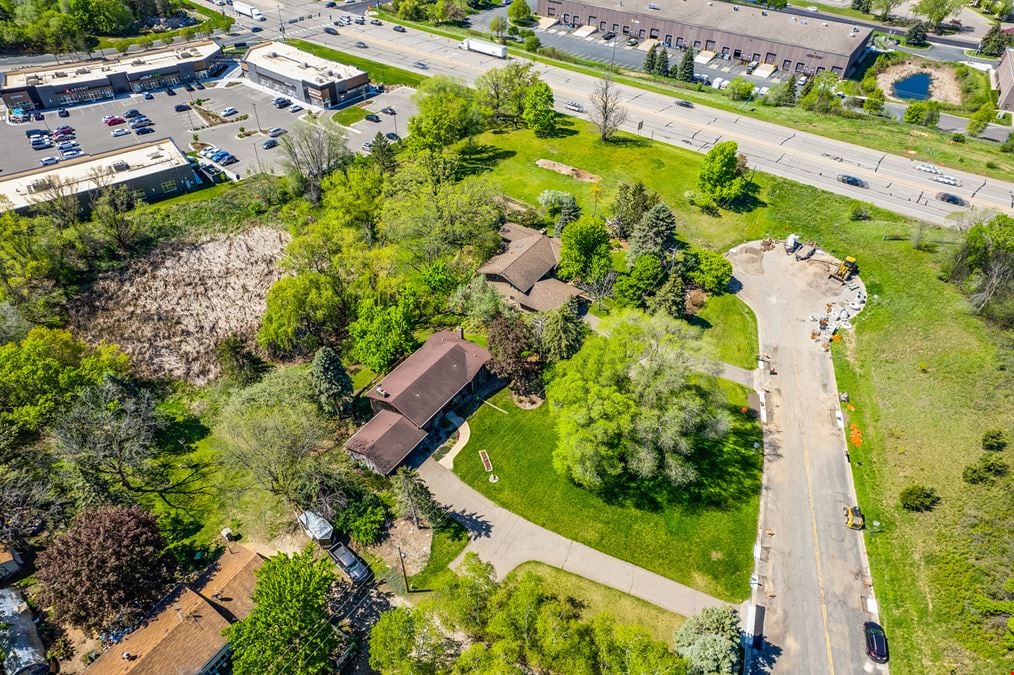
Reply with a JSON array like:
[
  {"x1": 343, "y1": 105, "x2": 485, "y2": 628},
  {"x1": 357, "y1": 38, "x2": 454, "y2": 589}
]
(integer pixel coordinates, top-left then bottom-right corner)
[
  {"x1": 397, "y1": 547, "x2": 410, "y2": 593},
  {"x1": 252, "y1": 102, "x2": 262, "y2": 132},
  {"x1": 278, "y1": 4, "x2": 286, "y2": 42}
]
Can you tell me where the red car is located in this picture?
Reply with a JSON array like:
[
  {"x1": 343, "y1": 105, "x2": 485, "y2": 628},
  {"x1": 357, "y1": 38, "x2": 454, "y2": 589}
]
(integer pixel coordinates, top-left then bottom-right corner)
[{"x1": 104, "y1": 116, "x2": 126, "y2": 126}]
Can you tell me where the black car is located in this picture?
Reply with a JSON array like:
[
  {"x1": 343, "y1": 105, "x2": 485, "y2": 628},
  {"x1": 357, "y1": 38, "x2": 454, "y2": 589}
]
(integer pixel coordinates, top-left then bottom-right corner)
[
  {"x1": 143, "y1": 92, "x2": 154, "y2": 100},
  {"x1": 602, "y1": 31, "x2": 615, "y2": 40},
  {"x1": 195, "y1": 81, "x2": 205, "y2": 90},
  {"x1": 675, "y1": 99, "x2": 694, "y2": 108},
  {"x1": 123, "y1": 108, "x2": 141, "y2": 118},
  {"x1": 165, "y1": 87, "x2": 176, "y2": 96},
  {"x1": 58, "y1": 108, "x2": 70, "y2": 117},
  {"x1": 381, "y1": 106, "x2": 396, "y2": 115},
  {"x1": 273, "y1": 97, "x2": 291, "y2": 108},
  {"x1": 33, "y1": 112, "x2": 44, "y2": 120},
  {"x1": 936, "y1": 191, "x2": 964, "y2": 206},
  {"x1": 837, "y1": 174, "x2": 866, "y2": 188},
  {"x1": 325, "y1": 26, "x2": 338, "y2": 35},
  {"x1": 393, "y1": 24, "x2": 406, "y2": 32},
  {"x1": 184, "y1": 83, "x2": 194, "y2": 92},
  {"x1": 262, "y1": 138, "x2": 278, "y2": 149},
  {"x1": 365, "y1": 113, "x2": 381, "y2": 122},
  {"x1": 135, "y1": 126, "x2": 156, "y2": 135},
  {"x1": 174, "y1": 103, "x2": 191, "y2": 112},
  {"x1": 385, "y1": 132, "x2": 400, "y2": 141},
  {"x1": 327, "y1": 543, "x2": 371, "y2": 583},
  {"x1": 325, "y1": 0, "x2": 337, "y2": 5},
  {"x1": 25, "y1": 128, "x2": 48, "y2": 137},
  {"x1": 863, "y1": 622, "x2": 888, "y2": 664},
  {"x1": 250, "y1": 25, "x2": 263, "y2": 32}
]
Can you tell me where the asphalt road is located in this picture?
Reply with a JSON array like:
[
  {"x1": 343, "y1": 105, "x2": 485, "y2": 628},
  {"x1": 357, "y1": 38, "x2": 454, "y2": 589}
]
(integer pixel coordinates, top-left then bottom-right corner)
[
  {"x1": 730, "y1": 244, "x2": 886, "y2": 675},
  {"x1": 245, "y1": 11, "x2": 1014, "y2": 225}
]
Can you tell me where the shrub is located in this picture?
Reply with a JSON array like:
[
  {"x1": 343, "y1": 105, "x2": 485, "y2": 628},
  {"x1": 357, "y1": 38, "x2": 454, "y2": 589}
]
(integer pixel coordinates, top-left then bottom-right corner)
[
  {"x1": 899, "y1": 484, "x2": 941, "y2": 511},
  {"x1": 849, "y1": 204, "x2": 872, "y2": 221},
  {"x1": 951, "y1": 133, "x2": 965, "y2": 143},
  {"x1": 1001, "y1": 133, "x2": 1014, "y2": 153},
  {"x1": 982, "y1": 428, "x2": 1009, "y2": 452},
  {"x1": 962, "y1": 454, "x2": 1009, "y2": 484},
  {"x1": 523, "y1": 34, "x2": 541, "y2": 51}
]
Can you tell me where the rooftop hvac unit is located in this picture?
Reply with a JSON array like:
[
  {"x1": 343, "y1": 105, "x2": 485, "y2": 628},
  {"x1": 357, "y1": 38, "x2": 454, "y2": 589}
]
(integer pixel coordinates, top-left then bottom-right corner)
[
  {"x1": 75, "y1": 67, "x2": 90, "y2": 74},
  {"x1": 111, "y1": 160, "x2": 130, "y2": 172},
  {"x1": 179, "y1": 51, "x2": 192, "y2": 58},
  {"x1": 131, "y1": 60, "x2": 144, "y2": 66},
  {"x1": 26, "y1": 76, "x2": 40, "y2": 85},
  {"x1": 270, "y1": 51, "x2": 278, "y2": 58},
  {"x1": 54, "y1": 71, "x2": 67, "y2": 77},
  {"x1": 648, "y1": 2, "x2": 660, "y2": 8},
  {"x1": 28, "y1": 179, "x2": 52, "y2": 193}
]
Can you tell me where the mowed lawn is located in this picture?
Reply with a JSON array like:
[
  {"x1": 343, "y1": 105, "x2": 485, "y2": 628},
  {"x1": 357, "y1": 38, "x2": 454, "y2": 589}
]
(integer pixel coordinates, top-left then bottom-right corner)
[
  {"x1": 508, "y1": 562, "x2": 686, "y2": 644},
  {"x1": 453, "y1": 387, "x2": 762, "y2": 602},
  {"x1": 468, "y1": 121, "x2": 1012, "y2": 669},
  {"x1": 693, "y1": 294, "x2": 759, "y2": 370}
]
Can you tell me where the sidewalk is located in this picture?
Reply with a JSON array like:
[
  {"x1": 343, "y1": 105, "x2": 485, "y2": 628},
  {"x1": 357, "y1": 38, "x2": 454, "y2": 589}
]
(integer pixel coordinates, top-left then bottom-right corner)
[{"x1": 418, "y1": 459, "x2": 727, "y2": 617}]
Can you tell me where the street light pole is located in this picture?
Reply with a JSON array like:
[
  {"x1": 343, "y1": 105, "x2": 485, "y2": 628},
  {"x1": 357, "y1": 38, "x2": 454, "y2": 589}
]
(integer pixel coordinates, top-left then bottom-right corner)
[
  {"x1": 277, "y1": 4, "x2": 286, "y2": 42},
  {"x1": 252, "y1": 102, "x2": 262, "y2": 132}
]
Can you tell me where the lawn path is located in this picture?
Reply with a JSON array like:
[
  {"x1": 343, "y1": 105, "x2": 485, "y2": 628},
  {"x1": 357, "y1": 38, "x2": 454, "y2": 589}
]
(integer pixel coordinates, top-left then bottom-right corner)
[{"x1": 418, "y1": 459, "x2": 729, "y2": 618}]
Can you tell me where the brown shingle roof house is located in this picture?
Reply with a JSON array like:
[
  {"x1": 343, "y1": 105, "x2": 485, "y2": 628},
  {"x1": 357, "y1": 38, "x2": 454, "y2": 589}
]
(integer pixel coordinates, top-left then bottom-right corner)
[
  {"x1": 87, "y1": 545, "x2": 263, "y2": 675},
  {"x1": 346, "y1": 331, "x2": 491, "y2": 475},
  {"x1": 479, "y1": 224, "x2": 584, "y2": 312}
]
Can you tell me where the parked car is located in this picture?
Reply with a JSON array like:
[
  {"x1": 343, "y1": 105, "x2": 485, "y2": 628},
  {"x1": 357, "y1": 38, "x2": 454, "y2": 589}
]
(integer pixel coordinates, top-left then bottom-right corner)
[
  {"x1": 365, "y1": 113, "x2": 381, "y2": 122},
  {"x1": 61, "y1": 149, "x2": 83, "y2": 158},
  {"x1": 273, "y1": 97, "x2": 291, "y2": 108},
  {"x1": 863, "y1": 622, "x2": 888, "y2": 663},
  {"x1": 111, "y1": 128, "x2": 131, "y2": 137},
  {"x1": 250, "y1": 25, "x2": 263, "y2": 32},
  {"x1": 143, "y1": 91, "x2": 154, "y2": 100},
  {"x1": 58, "y1": 108, "x2": 70, "y2": 117},
  {"x1": 381, "y1": 106, "x2": 396, "y2": 115},
  {"x1": 626, "y1": 37, "x2": 639, "y2": 46},
  {"x1": 325, "y1": 1, "x2": 337, "y2": 6},
  {"x1": 200, "y1": 146, "x2": 219, "y2": 157},
  {"x1": 262, "y1": 138, "x2": 279, "y2": 149},
  {"x1": 361, "y1": 141, "x2": 373, "y2": 152},
  {"x1": 325, "y1": 26, "x2": 338, "y2": 35},
  {"x1": 935, "y1": 192, "x2": 964, "y2": 205},
  {"x1": 135, "y1": 126, "x2": 156, "y2": 135},
  {"x1": 370, "y1": 18, "x2": 382, "y2": 24},
  {"x1": 31, "y1": 141, "x2": 54, "y2": 151},
  {"x1": 33, "y1": 112, "x2": 44, "y2": 121},
  {"x1": 675, "y1": 99, "x2": 694, "y2": 108},
  {"x1": 220, "y1": 155, "x2": 239, "y2": 165},
  {"x1": 104, "y1": 116, "x2": 126, "y2": 125},
  {"x1": 289, "y1": 104, "x2": 303, "y2": 113},
  {"x1": 211, "y1": 150, "x2": 230, "y2": 162},
  {"x1": 195, "y1": 81, "x2": 205, "y2": 90},
  {"x1": 221, "y1": 107, "x2": 238, "y2": 116},
  {"x1": 184, "y1": 83, "x2": 194, "y2": 91},
  {"x1": 385, "y1": 132, "x2": 400, "y2": 141},
  {"x1": 174, "y1": 103, "x2": 191, "y2": 112},
  {"x1": 39, "y1": 156, "x2": 58, "y2": 166},
  {"x1": 837, "y1": 174, "x2": 865, "y2": 188},
  {"x1": 602, "y1": 31, "x2": 615, "y2": 40},
  {"x1": 57, "y1": 140, "x2": 79, "y2": 150},
  {"x1": 327, "y1": 543, "x2": 371, "y2": 583},
  {"x1": 393, "y1": 24, "x2": 406, "y2": 32},
  {"x1": 268, "y1": 127, "x2": 286, "y2": 137},
  {"x1": 123, "y1": 109, "x2": 141, "y2": 118},
  {"x1": 746, "y1": 60, "x2": 759, "y2": 74},
  {"x1": 131, "y1": 118, "x2": 154, "y2": 128},
  {"x1": 25, "y1": 128, "x2": 48, "y2": 137}
]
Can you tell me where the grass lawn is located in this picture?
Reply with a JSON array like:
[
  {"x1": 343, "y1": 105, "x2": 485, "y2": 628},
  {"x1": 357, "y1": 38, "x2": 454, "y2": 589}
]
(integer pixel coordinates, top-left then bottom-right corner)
[
  {"x1": 693, "y1": 294, "x2": 759, "y2": 370},
  {"x1": 453, "y1": 387, "x2": 762, "y2": 602},
  {"x1": 333, "y1": 105, "x2": 369, "y2": 126},
  {"x1": 408, "y1": 520, "x2": 470, "y2": 592},
  {"x1": 288, "y1": 39, "x2": 423, "y2": 87},
  {"x1": 508, "y1": 562, "x2": 686, "y2": 644},
  {"x1": 455, "y1": 119, "x2": 1012, "y2": 669}
]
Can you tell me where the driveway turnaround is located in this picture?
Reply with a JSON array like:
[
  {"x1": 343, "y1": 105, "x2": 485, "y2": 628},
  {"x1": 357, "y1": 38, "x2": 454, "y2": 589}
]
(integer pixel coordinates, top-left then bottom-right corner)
[
  {"x1": 728, "y1": 244, "x2": 885, "y2": 675},
  {"x1": 418, "y1": 459, "x2": 727, "y2": 618}
]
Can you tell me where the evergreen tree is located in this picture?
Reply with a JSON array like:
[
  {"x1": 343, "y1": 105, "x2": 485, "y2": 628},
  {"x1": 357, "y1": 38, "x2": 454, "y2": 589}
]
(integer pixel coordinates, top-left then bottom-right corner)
[
  {"x1": 628, "y1": 203, "x2": 678, "y2": 267},
  {"x1": 309, "y1": 346, "x2": 353, "y2": 416},
  {"x1": 654, "y1": 46, "x2": 670, "y2": 75},
  {"x1": 391, "y1": 467, "x2": 441, "y2": 528},
  {"x1": 556, "y1": 198, "x2": 581, "y2": 233},
  {"x1": 647, "y1": 274, "x2": 686, "y2": 318},
  {"x1": 643, "y1": 43, "x2": 658, "y2": 73},
  {"x1": 610, "y1": 181, "x2": 660, "y2": 239},
  {"x1": 905, "y1": 21, "x2": 928, "y2": 46},
  {"x1": 675, "y1": 48, "x2": 695, "y2": 82},
  {"x1": 369, "y1": 132, "x2": 397, "y2": 173},
  {"x1": 537, "y1": 299, "x2": 587, "y2": 364},
  {"x1": 980, "y1": 22, "x2": 1011, "y2": 57},
  {"x1": 613, "y1": 255, "x2": 665, "y2": 308}
]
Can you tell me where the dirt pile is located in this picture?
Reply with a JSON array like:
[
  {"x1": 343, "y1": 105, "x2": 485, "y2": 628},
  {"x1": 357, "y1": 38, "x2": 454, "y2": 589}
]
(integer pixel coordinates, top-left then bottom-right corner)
[
  {"x1": 70, "y1": 227, "x2": 290, "y2": 385},
  {"x1": 535, "y1": 159, "x2": 601, "y2": 182}
]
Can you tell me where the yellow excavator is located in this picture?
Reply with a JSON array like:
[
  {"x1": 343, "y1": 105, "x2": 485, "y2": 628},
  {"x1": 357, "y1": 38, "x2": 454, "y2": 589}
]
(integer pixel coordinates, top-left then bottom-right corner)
[{"x1": 830, "y1": 256, "x2": 858, "y2": 284}]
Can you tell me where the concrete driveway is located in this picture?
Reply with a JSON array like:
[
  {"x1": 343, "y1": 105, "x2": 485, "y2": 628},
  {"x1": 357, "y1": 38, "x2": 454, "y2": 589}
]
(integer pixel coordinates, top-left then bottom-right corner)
[
  {"x1": 728, "y1": 243, "x2": 885, "y2": 675},
  {"x1": 417, "y1": 459, "x2": 728, "y2": 618}
]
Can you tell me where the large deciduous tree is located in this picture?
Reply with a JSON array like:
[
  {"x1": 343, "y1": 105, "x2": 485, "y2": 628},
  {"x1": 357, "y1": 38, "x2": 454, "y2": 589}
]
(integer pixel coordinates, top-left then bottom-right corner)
[
  {"x1": 279, "y1": 121, "x2": 352, "y2": 204},
  {"x1": 257, "y1": 273, "x2": 346, "y2": 356},
  {"x1": 487, "y1": 314, "x2": 542, "y2": 393},
  {"x1": 523, "y1": 80, "x2": 556, "y2": 137},
  {"x1": 613, "y1": 255, "x2": 665, "y2": 308},
  {"x1": 950, "y1": 213, "x2": 1013, "y2": 315},
  {"x1": 912, "y1": 0, "x2": 964, "y2": 30},
  {"x1": 448, "y1": 275, "x2": 512, "y2": 327},
  {"x1": 557, "y1": 218, "x2": 612, "y2": 283},
  {"x1": 588, "y1": 78, "x2": 629, "y2": 142},
  {"x1": 476, "y1": 62, "x2": 538, "y2": 128},
  {"x1": 36, "y1": 505, "x2": 176, "y2": 634},
  {"x1": 0, "y1": 466, "x2": 62, "y2": 547},
  {"x1": 696, "y1": 141, "x2": 748, "y2": 206},
  {"x1": 546, "y1": 311, "x2": 730, "y2": 492},
  {"x1": 507, "y1": 0, "x2": 533, "y2": 23},
  {"x1": 408, "y1": 76, "x2": 483, "y2": 151},
  {"x1": 348, "y1": 294, "x2": 417, "y2": 373},
  {"x1": 226, "y1": 547, "x2": 340, "y2": 675}
]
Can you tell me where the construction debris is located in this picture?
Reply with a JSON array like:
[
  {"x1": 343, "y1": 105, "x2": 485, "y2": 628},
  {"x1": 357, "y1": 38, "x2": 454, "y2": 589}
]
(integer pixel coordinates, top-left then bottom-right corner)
[{"x1": 760, "y1": 238, "x2": 776, "y2": 252}]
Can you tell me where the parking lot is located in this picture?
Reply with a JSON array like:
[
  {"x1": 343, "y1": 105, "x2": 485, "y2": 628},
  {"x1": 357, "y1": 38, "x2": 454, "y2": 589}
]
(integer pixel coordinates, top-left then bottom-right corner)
[{"x1": 3, "y1": 74, "x2": 415, "y2": 178}]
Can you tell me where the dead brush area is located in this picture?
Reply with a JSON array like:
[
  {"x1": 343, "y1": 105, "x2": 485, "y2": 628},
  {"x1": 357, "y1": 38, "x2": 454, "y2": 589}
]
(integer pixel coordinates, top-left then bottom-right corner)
[{"x1": 70, "y1": 227, "x2": 289, "y2": 385}]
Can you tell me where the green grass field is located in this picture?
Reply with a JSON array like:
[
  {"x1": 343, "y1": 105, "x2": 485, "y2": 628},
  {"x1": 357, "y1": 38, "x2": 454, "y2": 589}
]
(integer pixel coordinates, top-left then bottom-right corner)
[
  {"x1": 508, "y1": 562, "x2": 686, "y2": 644},
  {"x1": 461, "y1": 119, "x2": 1012, "y2": 669},
  {"x1": 408, "y1": 520, "x2": 470, "y2": 592},
  {"x1": 693, "y1": 294, "x2": 759, "y2": 370},
  {"x1": 332, "y1": 105, "x2": 369, "y2": 126},
  {"x1": 288, "y1": 40, "x2": 423, "y2": 87},
  {"x1": 453, "y1": 387, "x2": 762, "y2": 602}
]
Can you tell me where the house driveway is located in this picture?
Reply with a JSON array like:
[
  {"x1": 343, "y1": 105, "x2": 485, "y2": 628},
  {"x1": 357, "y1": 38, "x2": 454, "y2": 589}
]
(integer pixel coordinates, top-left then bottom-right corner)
[{"x1": 418, "y1": 459, "x2": 727, "y2": 618}]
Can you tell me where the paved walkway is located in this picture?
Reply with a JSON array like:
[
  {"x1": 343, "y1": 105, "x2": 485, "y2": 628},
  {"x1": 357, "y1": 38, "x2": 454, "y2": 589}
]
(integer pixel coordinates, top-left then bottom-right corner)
[
  {"x1": 418, "y1": 459, "x2": 727, "y2": 618},
  {"x1": 721, "y1": 363, "x2": 758, "y2": 389},
  {"x1": 436, "y1": 412, "x2": 470, "y2": 469}
]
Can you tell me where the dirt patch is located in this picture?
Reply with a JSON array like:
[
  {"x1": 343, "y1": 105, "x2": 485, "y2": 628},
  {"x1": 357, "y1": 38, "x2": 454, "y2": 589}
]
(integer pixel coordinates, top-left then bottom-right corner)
[
  {"x1": 876, "y1": 61, "x2": 962, "y2": 106},
  {"x1": 535, "y1": 159, "x2": 601, "y2": 182},
  {"x1": 70, "y1": 227, "x2": 289, "y2": 385},
  {"x1": 369, "y1": 518, "x2": 434, "y2": 576},
  {"x1": 512, "y1": 392, "x2": 544, "y2": 409}
]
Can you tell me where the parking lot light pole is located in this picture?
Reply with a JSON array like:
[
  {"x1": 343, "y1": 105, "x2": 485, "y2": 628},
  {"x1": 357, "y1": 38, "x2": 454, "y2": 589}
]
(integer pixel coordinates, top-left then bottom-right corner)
[{"x1": 252, "y1": 102, "x2": 262, "y2": 133}]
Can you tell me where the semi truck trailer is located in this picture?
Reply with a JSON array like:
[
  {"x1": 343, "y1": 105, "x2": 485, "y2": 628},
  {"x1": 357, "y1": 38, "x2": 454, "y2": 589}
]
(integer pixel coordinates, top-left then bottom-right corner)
[
  {"x1": 460, "y1": 38, "x2": 507, "y2": 59},
  {"x1": 234, "y1": 2, "x2": 265, "y2": 20}
]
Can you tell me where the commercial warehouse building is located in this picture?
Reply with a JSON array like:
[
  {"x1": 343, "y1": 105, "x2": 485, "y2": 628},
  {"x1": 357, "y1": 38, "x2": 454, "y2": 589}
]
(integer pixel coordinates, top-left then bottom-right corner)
[
  {"x1": 998, "y1": 48, "x2": 1014, "y2": 113},
  {"x1": 536, "y1": 0, "x2": 873, "y2": 76},
  {"x1": 0, "y1": 139, "x2": 198, "y2": 215},
  {"x1": 0, "y1": 41, "x2": 223, "y2": 111},
  {"x1": 241, "y1": 42, "x2": 370, "y2": 108}
]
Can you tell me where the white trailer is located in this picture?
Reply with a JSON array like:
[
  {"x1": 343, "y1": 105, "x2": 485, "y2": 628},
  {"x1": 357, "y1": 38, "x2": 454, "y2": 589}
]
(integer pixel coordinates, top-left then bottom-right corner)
[
  {"x1": 234, "y1": 2, "x2": 265, "y2": 20},
  {"x1": 460, "y1": 38, "x2": 507, "y2": 59}
]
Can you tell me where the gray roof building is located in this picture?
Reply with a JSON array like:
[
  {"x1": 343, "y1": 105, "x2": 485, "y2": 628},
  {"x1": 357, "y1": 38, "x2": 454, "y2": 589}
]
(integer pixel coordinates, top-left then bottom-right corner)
[
  {"x1": 998, "y1": 48, "x2": 1014, "y2": 113},
  {"x1": 538, "y1": 0, "x2": 872, "y2": 75},
  {"x1": 241, "y1": 42, "x2": 370, "y2": 108},
  {"x1": 0, "y1": 587, "x2": 48, "y2": 675},
  {"x1": 480, "y1": 224, "x2": 585, "y2": 312}
]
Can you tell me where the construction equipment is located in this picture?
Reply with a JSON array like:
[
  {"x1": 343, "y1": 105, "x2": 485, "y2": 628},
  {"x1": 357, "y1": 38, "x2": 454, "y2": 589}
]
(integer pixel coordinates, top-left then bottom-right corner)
[
  {"x1": 784, "y1": 234, "x2": 799, "y2": 255},
  {"x1": 844, "y1": 505, "x2": 865, "y2": 530},
  {"x1": 795, "y1": 243, "x2": 816, "y2": 261},
  {"x1": 830, "y1": 256, "x2": 858, "y2": 284}
]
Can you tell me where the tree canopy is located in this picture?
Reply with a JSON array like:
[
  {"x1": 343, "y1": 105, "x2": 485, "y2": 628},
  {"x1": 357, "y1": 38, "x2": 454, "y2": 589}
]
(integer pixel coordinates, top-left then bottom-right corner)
[
  {"x1": 348, "y1": 294, "x2": 418, "y2": 373},
  {"x1": 557, "y1": 218, "x2": 612, "y2": 282},
  {"x1": 408, "y1": 76, "x2": 484, "y2": 151},
  {"x1": 696, "y1": 142, "x2": 748, "y2": 206},
  {"x1": 546, "y1": 311, "x2": 730, "y2": 492},
  {"x1": 257, "y1": 272, "x2": 345, "y2": 356}
]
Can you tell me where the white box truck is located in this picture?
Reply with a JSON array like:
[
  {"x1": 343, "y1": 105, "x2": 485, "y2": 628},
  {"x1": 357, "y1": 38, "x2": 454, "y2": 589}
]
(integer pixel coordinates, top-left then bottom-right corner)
[
  {"x1": 460, "y1": 38, "x2": 507, "y2": 59},
  {"x1": 234, "y1": 2, "x2": 265, "y2": 20}
]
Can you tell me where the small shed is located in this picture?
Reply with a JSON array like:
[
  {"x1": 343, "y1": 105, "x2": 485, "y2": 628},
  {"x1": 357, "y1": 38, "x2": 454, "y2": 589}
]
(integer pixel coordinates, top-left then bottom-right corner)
[{"x1": 0, "y1": 587, "x2": 48, "y2": 675}]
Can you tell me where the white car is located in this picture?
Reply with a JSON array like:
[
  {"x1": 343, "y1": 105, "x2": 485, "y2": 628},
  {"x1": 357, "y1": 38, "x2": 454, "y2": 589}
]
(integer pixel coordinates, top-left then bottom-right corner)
[
  {"x1": 933, "y1": 175, "x2": 960, "y2": 186},
  {"x1": 712, "y1": 78, "x2": 724, "y2": 89},
  {"x1": 289, "y1": 104, "x2": 303, "y2": 113},
  {"x1": 915, "y1": 163, "x2": 942, "y2": 174},
  {"x1": 111, "y1": 128, "x2": 131, "y2": 137},
  {"x1": 39, "y1": 156, "x2": 58, "y2": 166},
  {"x1": 268, "y1": 127, "x2": 286, "y2": 137},
  {"x1": 62, "y1": 149, "x2": 83, "y2": 159},
  {"x1": 57, "y1": 140, "x2": 79, "y2": 150},
  {"x1": 565, "y1": 100, "x2": 584, "y2": 112},
  {"x1": 221, "y1": 107, "x2": 238, "y2": 116}
]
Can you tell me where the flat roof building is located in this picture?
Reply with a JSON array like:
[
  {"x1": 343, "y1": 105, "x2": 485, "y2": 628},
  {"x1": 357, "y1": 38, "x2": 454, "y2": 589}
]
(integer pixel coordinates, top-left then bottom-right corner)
[
  {"x1": 537, "y1": 0, "x2": 872, "y2": 76},
  {"x1": 998, "y1": 48, "x2": 1014, "y2": 113},
  {"x1": 0, "y1": 41, "x2": 223, "y2": 111},
  {"x1": 0, "y1": 139, "x2": 198, "y2": 215},
  {"x1": 242, "y1": 41, "x2": 370, "y2": 108}
]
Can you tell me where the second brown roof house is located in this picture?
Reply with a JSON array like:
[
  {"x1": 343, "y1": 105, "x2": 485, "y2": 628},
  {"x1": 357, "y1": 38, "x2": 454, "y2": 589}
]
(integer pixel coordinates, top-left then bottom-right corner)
[
  {"x1": 479, "y1": 224, "x2": 585, "y2": 313},
  {"x1": 346, "y1": 330, "x2": 491, "y2": 475}
]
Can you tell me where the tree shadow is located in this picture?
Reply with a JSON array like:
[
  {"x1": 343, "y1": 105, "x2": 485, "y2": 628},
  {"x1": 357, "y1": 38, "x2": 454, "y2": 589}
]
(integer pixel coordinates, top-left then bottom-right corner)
[
  {"x1": 448, "y1": 508, "x2": 493, "y2": 540},
  {"x1": 686, "y1": 314, "x2": 714, "y2": 332},
  {"x1": 456, "y1": 143, "x2": 518, "y2": 178},
  {"x1": 748, "y1": 636, "x2": 784, "y2": 674},
  {"x1": 726, "y1": 181, "x2": 767, "y2": 214},
  {"x1": 541, "y1": 123, "x2": 579, "y2": 139}
]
